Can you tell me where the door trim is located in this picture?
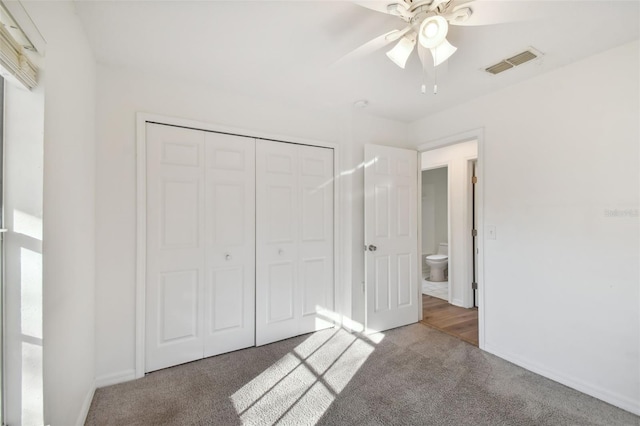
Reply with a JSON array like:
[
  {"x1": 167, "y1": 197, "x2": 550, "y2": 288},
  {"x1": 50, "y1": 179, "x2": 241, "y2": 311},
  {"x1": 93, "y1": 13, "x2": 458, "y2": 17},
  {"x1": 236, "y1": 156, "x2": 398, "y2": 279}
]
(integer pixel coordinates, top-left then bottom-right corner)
[
  {"x1": 135, "y1": 112, "x2": 341, "y2": 379},
  {"x1": 416, "y1": 128, "x2": 485, "y2": 350}
]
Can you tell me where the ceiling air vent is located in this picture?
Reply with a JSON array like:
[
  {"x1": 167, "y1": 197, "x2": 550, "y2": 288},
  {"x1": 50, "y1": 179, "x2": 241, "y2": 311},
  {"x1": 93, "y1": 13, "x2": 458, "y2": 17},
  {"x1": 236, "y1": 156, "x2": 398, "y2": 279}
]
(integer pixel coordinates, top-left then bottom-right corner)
[
  {"x1": 486, "y1": 61, "x2": 513, "y2": 75},
  {"x1": 506, "y1": 50, "x2": 538, "y2": 66},
  {"x1": 485, "y1": 48, "x2": 541, "y2": 75}
]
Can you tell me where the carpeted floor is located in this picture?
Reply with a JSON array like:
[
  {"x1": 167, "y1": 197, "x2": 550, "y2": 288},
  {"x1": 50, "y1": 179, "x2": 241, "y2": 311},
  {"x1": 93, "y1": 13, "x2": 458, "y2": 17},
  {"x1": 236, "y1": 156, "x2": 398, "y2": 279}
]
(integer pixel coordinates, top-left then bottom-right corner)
[{"x1": 86, "y1": 323, "x2": 639, "y2": 425}]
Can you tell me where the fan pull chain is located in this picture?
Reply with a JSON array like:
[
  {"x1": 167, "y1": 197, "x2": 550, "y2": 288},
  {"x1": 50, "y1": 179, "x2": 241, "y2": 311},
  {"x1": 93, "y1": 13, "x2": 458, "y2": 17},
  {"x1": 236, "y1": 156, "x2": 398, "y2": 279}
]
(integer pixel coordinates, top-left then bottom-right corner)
[
  {"x1": 433, "y1": 49, "x2": 438, "y2": 94},
  {"x1": 421, "y1": 56, "x2": 427, "y2": 94},
  {"x1": 421, "y1": 71, "x2": 438, "y2": 94},
  {"x1": 420, "y1": 50, "x2": 439, "y2": 95},
  {"x1": 434, "y1": 67, "x2": 438, "y2": 94}
]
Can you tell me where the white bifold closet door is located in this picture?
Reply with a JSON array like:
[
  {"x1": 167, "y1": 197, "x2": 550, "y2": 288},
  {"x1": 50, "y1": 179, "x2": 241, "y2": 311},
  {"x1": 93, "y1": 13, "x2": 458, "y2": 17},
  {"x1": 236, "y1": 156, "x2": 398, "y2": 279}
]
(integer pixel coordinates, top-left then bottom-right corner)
[
  {"x1": 145, "y1": 123, "x2": 255, "y2": 372},
  {"x1": 255, "y1": 141, "x2": 335, "y2": 346}
]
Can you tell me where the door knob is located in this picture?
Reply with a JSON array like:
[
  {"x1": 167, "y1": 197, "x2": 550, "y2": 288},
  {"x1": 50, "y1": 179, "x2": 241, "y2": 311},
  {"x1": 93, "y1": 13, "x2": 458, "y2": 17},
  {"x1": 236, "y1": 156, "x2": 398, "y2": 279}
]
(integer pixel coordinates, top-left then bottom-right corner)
[
  {"x1": 368, "y1": 244, "x2": 377, "y2": 252},
  {"x1": 225, "y1": 254, "x2": 232, "y2": 261},
  {"x1": 278, "y1": 248, "x2": 284, "y2": 255}
]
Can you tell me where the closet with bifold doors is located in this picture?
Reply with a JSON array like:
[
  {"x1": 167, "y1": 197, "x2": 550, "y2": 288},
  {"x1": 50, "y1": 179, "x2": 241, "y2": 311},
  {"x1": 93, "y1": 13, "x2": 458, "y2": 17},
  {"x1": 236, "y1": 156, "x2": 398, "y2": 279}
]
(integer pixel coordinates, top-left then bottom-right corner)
[{"x1": 144, "y1": 122, "x2": 334, "y2": 372}]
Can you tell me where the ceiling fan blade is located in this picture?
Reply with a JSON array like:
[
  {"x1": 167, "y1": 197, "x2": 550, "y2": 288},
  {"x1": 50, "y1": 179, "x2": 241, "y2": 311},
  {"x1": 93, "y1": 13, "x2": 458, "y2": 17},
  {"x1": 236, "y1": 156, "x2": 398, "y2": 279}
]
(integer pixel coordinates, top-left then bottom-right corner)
[
  {"x1": 352, "y1": 1, "x2": 411, "y2": 19},
  {"x1": 352, "y1": 1, "x2": 392, "y2": 14},
  {"x1": 385, "y1": 25, "x2": 413, "y2": 42},
  {"x1": 331, "y1": 26, "x2": 413, "y2": 68},
  {"x1": 444, "y1": 0, "x2": 542, "y2": 26},
  {"x1": 430, "y1": 38, "x2": 457, "y2": 66}
]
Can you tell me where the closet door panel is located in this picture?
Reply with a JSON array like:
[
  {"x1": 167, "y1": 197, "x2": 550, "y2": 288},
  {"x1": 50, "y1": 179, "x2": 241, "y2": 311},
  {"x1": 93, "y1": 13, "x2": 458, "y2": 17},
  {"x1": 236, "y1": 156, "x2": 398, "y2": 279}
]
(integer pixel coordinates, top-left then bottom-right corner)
[
  {"x1": 256, "y1": 141, "x2": 299, "y2": 345},
  {"x1": 298, "y1": 145, "x2": 334, "y2": 333},
  {"x1": 267, "y1": 262, "x2": 295, "y2": 322},
  {"x1": 146, "y1": 124, "x2": 206, "y2": 372},
  {"x1": 256, "y1": 142, "x2": 334, "y2": 346},
  {"x1": 203, "y1": 132, "x2": 255, "y2": 357},
  {"x1": 301, "y1": 258, "x2": 327, "y2": 315},
  {"x1": 210, "y1": 266, "x2": 244, "y2": 330}
]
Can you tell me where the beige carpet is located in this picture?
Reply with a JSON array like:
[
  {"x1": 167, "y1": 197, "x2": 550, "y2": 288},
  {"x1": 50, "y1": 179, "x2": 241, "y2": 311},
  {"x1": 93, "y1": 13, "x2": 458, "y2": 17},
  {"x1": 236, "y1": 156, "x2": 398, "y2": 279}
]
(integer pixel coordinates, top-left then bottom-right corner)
[{"x1": 86, "y1": 324, "x2": 638, "y2": 425}]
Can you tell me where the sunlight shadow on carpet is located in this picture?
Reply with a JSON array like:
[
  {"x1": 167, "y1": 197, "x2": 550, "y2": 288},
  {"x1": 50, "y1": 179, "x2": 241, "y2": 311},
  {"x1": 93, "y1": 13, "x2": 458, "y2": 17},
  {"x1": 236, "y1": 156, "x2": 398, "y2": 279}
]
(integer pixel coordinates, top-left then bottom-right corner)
[{"x1": 230, "y1": 328, "x2": 383, "y2": 425}]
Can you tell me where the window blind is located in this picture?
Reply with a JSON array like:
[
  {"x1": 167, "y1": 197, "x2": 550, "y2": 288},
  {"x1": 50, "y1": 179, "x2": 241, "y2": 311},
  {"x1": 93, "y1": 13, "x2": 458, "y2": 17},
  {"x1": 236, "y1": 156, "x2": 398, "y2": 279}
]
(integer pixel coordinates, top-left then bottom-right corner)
[{"x1": 0, "y1": 4, "x2": 37, "y2": 89}]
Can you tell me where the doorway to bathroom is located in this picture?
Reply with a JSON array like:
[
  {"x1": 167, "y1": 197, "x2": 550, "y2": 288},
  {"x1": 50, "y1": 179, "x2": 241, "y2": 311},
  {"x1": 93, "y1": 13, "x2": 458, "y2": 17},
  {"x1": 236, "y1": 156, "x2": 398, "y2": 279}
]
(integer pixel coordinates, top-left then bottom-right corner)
[
  {"x1": 418, "y1": 137, "x2": 481, "y2": 347},
  {"x1": 421, "y1": 166, "x2": 449, "y2": 300}
]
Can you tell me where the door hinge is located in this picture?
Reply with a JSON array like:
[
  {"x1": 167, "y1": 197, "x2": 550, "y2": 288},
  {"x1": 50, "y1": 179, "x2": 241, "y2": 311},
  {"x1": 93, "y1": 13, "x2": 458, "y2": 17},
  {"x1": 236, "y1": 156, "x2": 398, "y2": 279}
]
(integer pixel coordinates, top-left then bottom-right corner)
[
  {"x1": 472, "y1": 176, "x2": 478, "y2": 184},
  {"x1": 471, "y1": 229, "x2": 477, "y2": 237},
  {"x1": 472, "y1": 282, "x2": 478, "y2": 290}
]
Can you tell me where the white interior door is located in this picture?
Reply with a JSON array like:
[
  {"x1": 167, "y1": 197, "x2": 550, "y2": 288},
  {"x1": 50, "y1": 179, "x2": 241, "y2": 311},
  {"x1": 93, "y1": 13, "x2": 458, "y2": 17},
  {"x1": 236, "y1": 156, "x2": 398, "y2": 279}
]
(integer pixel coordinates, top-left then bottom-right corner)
[
  {"x1": 203, "y1": 132, "x2": 255, "y2": 358},
  {"x1": 255, "y1": 141, "x2": 334, "y2": 346},
  {"x1": 145, "y1": 123, "x2": 256, "y2": 372},
  {"x1": 364, "y1": 144, "x2": 419, "y2": 333}
]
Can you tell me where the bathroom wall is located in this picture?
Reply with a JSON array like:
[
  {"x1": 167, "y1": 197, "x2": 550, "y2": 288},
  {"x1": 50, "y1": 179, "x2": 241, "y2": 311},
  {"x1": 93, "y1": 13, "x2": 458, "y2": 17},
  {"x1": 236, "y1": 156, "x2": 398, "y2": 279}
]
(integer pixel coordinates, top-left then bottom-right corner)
[
  {"x1": 421, "y1": 167, "x2": 448, "y2": 255},
  {"x1": 421, "y1": 141, "x2": 477, "y2": 307}
]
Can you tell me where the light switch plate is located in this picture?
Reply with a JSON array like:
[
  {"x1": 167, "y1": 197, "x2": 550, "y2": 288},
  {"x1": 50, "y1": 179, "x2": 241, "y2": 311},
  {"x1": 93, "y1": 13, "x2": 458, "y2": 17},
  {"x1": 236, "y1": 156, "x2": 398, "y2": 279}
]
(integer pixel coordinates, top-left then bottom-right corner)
[{"x1": 487, "y1": 225, "x2": 497, "y2": 240}]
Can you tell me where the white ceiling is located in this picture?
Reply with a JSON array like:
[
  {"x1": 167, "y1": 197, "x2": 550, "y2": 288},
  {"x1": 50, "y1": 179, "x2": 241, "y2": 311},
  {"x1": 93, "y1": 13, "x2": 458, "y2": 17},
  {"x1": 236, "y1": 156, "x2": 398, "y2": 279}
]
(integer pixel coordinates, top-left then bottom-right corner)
[{"x1": 74, "y1": 0, "x2": 639, "y2": 123}]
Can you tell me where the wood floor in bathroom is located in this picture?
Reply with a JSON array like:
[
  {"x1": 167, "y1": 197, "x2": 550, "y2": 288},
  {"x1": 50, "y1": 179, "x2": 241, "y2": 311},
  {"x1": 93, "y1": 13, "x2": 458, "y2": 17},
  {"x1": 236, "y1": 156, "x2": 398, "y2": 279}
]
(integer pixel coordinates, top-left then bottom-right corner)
[{"x1": 420, "y1": 295, "x2": 479, "y2": 347}]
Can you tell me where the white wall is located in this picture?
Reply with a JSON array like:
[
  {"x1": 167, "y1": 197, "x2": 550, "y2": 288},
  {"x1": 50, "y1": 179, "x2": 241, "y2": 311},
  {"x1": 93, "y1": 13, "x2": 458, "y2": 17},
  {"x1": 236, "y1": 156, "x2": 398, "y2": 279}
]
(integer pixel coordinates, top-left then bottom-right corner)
[
  {"x1": 421, "y1": 167, "x2": 448, "y2": 254},
  {"x1": 94, "y1": 65, "x2": 408, "y2": 382},
  {"x1": 20, "y1": 2, "x2": 98, "y2": 425},
  {"x1": 421, "y1": 141, "x2": 477, "y2": 307},
  {"x1": 409, "y1": 41, "x2": 640, "y2": 414}
]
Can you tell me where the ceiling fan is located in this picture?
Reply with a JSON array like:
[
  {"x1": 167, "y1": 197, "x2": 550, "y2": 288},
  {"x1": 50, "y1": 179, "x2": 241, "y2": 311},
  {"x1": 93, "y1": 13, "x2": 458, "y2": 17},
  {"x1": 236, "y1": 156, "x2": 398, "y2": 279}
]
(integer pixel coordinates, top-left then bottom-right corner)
[
  {"x1": 346, "y1": 0, "x2": 524, "y2": 93},
  {"x1": 355, "y1": 0, "x2": 474, "y2": 69}
]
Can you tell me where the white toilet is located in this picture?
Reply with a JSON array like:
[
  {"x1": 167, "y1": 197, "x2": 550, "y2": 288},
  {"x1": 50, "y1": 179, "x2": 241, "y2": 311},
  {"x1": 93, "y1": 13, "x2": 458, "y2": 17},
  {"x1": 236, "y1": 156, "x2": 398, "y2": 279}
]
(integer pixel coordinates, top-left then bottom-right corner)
[{"x1": 425, "y1": 243, "x2": 448, "y2": 282}]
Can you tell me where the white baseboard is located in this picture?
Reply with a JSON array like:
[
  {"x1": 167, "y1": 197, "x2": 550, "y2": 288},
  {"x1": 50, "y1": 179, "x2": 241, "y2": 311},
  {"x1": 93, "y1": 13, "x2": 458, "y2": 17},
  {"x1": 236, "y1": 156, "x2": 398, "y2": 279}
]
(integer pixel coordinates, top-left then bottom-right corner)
[
  {"x1": 75, "y1": 382, "x2": 96, "y2": 426},
  {"x1": 484, "y1": 343, "x2": 640, "y2": 416},
  {"x1": 95, "y1": 369, "x2": 137, "y2": 388},
  {"x1": 451, "y1": 298, "x2": 464, "y2": 307}
]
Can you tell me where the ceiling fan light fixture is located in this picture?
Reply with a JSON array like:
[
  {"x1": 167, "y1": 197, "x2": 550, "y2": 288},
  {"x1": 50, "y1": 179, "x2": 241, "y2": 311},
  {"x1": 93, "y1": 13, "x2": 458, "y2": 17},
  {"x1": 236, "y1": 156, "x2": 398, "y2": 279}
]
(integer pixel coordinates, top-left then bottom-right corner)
[
  {"x1": 430, "y1": 38, "x2": 457, "y2": 66},
  {"x1": 424, "y1": 21, "x2": 439, "y2": 38},
  {"x1": 386, "y1": 34, "x2": 416, "y2": 69},
  {"x1": 418, "y1": 15, "x2": 448, "y2": 49}
]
